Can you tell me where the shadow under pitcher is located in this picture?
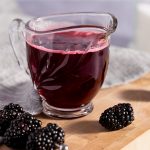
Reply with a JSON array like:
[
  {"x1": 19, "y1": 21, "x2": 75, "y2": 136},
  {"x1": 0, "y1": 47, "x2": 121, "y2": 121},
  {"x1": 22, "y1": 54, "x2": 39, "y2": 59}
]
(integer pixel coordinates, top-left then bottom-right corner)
[{"x1": 9, "y1": 12, "x2": 117, "y2": 118}]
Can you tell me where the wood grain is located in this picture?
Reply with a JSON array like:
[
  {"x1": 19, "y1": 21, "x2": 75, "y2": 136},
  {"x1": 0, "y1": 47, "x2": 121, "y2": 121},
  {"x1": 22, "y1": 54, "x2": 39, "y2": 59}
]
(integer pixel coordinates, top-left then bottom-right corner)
[{"x1": 1, "y1": 73, "x2": 150, "y2": 150}]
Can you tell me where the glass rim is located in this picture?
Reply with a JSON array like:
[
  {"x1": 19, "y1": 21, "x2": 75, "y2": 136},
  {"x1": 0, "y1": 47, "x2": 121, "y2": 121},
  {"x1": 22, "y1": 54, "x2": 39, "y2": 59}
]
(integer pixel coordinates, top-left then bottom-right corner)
[{"x1": 25, "y1": 12, "x2": 117, "y2": 35}]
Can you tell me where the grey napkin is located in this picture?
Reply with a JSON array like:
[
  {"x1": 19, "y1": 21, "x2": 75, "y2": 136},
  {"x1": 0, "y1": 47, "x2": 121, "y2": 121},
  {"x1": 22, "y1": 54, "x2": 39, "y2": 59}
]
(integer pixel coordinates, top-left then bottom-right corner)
[
  {"x1": 103, "y1": 46, "x2": 150, "y2": 88},
  {"x1": 1, "y1": 44, "x2": 150, "y2": 114},
  {"x1": 0, "y1": 44, "x2": 42, "y2": 114}
]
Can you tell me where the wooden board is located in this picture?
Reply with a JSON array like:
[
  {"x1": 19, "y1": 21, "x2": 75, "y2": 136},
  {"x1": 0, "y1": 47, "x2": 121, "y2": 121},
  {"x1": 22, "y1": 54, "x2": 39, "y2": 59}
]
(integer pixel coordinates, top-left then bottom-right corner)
[{"x1": 1, "y1": 73, "x2": 150, "y2": 150}]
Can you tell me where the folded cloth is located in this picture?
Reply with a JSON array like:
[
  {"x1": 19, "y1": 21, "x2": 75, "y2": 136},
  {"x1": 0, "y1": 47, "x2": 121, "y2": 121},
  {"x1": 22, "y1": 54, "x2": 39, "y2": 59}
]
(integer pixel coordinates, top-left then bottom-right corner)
[
  {"x1": 103, "y1": 46, "x2": 150, "y2": 88},
  {"x1": 0, "y1": 44, "x2": 42, "y2": 114},
  {"x1": 1, "y1": 44, "x2": 150, "y2": 114}
]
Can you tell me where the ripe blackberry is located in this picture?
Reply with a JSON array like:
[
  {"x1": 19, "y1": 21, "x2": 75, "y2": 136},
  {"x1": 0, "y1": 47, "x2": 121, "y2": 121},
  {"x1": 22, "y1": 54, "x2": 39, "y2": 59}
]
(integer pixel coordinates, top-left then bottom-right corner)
[
  {"x1": 99, "y1": 103, "x2": 134, "y2": 131},
  {"x1": 0, "y1": 103, "x2": 24, "y2": 135},
  {"x1": 26, "y1": 128, "x2": 55, "y2": 150},
  {"x1": 3, "y1": 112, "x2": 41, "y2": 149},
  {"x1": 26, "y1": 123, "x2": 65, "y2": 150},
  {"x1": 4, "y1": 103, "x2": 23, "y2": 112},
  {"x1": 45, "y1": 123, "x2": 65, "y2": 145}
]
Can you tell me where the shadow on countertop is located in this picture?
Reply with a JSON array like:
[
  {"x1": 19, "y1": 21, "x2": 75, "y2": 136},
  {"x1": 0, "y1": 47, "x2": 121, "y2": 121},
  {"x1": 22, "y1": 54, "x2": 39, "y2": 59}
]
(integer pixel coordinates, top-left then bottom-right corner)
[
  {"x1": 64, "y1": 120, "x2": 107, "y2": 134},
  {"x1": 120, "y1": 89, "x2": 150, "y2": 102}
]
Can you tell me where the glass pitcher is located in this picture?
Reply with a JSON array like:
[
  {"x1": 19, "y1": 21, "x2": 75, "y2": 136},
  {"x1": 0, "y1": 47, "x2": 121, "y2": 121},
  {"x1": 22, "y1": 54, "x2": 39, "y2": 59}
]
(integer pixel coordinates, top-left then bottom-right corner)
[{"x1": 9, "y1": 12, "x2": 117, "y2": 118}]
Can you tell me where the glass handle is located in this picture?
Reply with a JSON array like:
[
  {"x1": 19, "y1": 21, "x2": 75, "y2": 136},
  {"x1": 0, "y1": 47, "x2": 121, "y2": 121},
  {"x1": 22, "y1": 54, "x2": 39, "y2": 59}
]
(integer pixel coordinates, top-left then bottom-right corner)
[{"x1": 9, "y1": 18, "x2": 29, "y2": 75}]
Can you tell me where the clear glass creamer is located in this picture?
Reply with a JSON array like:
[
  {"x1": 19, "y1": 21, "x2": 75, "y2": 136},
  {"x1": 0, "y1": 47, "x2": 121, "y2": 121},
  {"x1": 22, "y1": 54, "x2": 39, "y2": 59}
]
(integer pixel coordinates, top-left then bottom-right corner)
[{"x1": 9, "y1": 12, "x2": 117, "y2": 118}]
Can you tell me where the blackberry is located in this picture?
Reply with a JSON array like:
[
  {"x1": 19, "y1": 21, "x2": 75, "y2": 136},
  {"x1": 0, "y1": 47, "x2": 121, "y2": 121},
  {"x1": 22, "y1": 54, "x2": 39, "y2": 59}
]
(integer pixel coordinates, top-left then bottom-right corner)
[
  {"x1": 0, "y1": 103, "x2": 24, "y2": 135},
  {"x1": 45, "y1": 123, "x2": 65, "y2": 145},
  {"x1": 4, "y1": 103, "x2": 23, "y2": 112},
  {"x1": 3, "y1": 112, "x2": 41, "y2": 149},
  {"x1": 26, "y1": 128, "x2": 55, "y2": 150},
  {"x1": 99, "y1": 103, "x2": 134, "y2": 131},
  {"x1": 26, "y1": 123, "x2": 65, "y2": 150}
]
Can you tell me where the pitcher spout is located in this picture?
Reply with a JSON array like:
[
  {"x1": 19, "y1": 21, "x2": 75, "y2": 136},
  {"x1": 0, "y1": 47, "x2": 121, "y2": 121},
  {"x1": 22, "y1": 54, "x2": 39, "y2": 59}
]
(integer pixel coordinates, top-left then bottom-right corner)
[{"x1": 107, "y1": 13, "x2": 118, "y2": 35}]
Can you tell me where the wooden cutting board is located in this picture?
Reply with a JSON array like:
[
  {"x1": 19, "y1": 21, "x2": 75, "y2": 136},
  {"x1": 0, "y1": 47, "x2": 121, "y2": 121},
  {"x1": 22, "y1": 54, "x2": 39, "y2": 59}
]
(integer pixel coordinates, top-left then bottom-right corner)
[{"x1": 1, "y1": 73, "x2": 150, "y2": 150}]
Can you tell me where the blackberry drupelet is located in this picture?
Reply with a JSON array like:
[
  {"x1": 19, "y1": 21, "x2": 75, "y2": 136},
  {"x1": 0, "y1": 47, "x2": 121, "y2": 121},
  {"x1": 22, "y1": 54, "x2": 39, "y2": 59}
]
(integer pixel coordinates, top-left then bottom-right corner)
[
  {"x1": 0, "y1": 103, "x2": 24, "y2": 135},
  {"x1": 45, "y1": 123, "x2": 65, "y2": 145},
  {"x1": 99, "y1": 103, "x2": 134, "y2": 131},
  {"x1": 26, "y1": 128, "x2": 55, "y2": 150},
  {"x1": 3, "y1": 112, "x2": 41, "y2": 149}
]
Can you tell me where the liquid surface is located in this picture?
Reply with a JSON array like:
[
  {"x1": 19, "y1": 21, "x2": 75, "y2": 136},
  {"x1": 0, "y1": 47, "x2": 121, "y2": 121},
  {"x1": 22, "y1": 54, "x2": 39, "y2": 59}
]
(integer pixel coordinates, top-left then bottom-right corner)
[{"x1": 26, "y1": 30, "x2": 109, "y2": 108}]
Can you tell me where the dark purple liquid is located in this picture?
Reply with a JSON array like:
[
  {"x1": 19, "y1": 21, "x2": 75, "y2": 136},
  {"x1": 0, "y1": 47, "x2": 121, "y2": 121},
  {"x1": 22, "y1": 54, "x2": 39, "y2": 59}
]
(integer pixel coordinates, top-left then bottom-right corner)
[{"x1": 26, "y1": 30, "x2": 109, "y2": 108}]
